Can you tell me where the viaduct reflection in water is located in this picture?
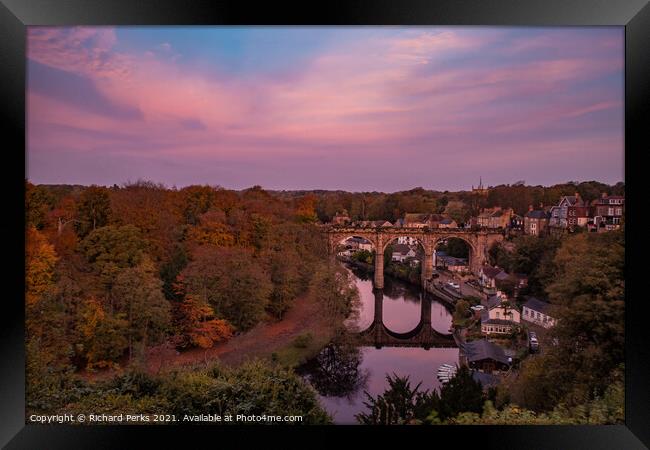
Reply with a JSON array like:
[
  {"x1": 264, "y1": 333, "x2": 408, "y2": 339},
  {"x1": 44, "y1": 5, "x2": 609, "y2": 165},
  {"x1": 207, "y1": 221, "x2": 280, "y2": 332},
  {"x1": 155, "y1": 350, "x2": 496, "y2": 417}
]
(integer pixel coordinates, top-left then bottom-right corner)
[{"x1": 356, "y1": 288, "x2": 457, "y2": 349}]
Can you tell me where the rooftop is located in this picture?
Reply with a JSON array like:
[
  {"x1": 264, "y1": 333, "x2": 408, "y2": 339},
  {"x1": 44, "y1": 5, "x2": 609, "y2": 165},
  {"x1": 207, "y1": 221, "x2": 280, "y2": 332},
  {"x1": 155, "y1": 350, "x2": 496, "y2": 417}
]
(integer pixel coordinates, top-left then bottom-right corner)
[
  {"x1": 464, "y1": 339, "x2": 510, "y2": 365},
  {"x1": 523, "y1": 296, "x2": 553, "y2": 315},
  {"x1": 391, "y1": 243, "x2": 411, "y2": 255},
  {"x1": 525, "y1": 210, "x2": 549, "y2": 219},
  {"x1": 482, "y1": 266, "x2": 506, "y2": 279}
]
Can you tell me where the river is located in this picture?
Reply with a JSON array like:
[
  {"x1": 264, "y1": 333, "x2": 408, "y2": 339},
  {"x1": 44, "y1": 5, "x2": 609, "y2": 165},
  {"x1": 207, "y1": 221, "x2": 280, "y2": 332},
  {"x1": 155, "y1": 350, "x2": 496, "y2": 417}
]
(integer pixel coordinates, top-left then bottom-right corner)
[{"x1": 299, "y1": 264, "x2": 459, "y2": 424}]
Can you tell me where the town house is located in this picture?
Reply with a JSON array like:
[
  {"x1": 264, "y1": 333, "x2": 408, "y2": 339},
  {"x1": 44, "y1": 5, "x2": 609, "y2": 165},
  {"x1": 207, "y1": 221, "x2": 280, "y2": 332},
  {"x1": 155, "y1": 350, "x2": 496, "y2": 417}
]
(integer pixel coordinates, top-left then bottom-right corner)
[
  {"x1": 391, "y1": 243, "x2": 416, "y2": 263},
  {"x1": 481, "y1": 293, "x2": 521, "y2": 335},
  {"x1": 524, "y1": 206, "x2": 550, "y2": 236},
  {"x1": 522, "y1": 296, "x2": 556, "y2": 328},
  {"x1": 590, "y1": 193, "x2": 624, "y2": 231}
]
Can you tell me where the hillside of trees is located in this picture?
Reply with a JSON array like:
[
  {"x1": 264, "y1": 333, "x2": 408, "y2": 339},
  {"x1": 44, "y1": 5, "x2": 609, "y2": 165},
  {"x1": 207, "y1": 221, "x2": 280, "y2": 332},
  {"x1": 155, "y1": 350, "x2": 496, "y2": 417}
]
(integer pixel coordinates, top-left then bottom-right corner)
[
  {"x1": 301, "y1": 180, "x2": 624, "y2": 223},
  {"x1": 25, "y1": 179, "x2": 624, "y2": 423},
  {"x1": 25, "y1": 180, "x2": 356, "y2": 417}
]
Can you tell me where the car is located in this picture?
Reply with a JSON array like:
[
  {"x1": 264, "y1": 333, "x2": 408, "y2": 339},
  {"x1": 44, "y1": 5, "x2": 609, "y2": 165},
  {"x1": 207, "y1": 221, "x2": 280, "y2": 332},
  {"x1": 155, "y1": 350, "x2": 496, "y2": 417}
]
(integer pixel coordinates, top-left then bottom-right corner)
[
  {"x1": 447, "y1": 282, "x2": 460, "y2": 289},
  {"x1": 470, "y1": 305, "x2": 485, "y2": 311},
  {"x1": 528, "y1": 331, "x2": 540, "y2": 353}
]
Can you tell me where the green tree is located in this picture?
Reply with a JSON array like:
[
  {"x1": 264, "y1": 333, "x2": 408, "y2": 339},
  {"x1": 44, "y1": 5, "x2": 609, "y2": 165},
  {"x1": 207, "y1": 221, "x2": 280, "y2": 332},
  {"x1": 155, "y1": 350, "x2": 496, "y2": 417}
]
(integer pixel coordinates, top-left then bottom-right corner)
[
  {"x1": 112, "y1": 257, "x2": 171, "y2": 361},
  {"x1": 356, "y1": 374, "x2": 436, "y2": 424},
  {"x1": 444, "y1": 200, "x2": 471, "y2": 225},
  {"x1": 264, "y1": 249, "x2": 302, "y2": 319},
  {"x1": 351, "y1": 249, "x2": 373, "y2": 265},
  {"x1": 160, "y1": 361, "x2": 331, "y2": 423},
  {"x1": 509, "y1": 231, "x2": 624, "y2": 412},
  {"x1": 310, "y1": 263, "x2": 359, "y2": 320},
  {"x1": 436, "y1": 365, "x2": 484, "y2": 420},
  {"x1": 453, "y1": 300, "x2": 471, "y2": 326}
]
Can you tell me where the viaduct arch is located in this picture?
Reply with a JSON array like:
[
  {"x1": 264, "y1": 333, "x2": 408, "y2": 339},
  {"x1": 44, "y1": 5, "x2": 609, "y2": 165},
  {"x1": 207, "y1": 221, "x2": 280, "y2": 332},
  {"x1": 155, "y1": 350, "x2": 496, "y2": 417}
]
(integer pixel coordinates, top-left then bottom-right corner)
[{"x1": 325, "y1": 225, "x2": 504, "y2": 289}]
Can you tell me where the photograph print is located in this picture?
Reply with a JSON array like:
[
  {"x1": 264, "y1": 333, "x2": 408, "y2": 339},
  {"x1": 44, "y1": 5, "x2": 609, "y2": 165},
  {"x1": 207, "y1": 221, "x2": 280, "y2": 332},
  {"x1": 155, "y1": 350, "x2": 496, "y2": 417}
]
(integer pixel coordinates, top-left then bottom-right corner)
[{"x1": 25, "y1": 26, "x2": 625, "y2": 425}]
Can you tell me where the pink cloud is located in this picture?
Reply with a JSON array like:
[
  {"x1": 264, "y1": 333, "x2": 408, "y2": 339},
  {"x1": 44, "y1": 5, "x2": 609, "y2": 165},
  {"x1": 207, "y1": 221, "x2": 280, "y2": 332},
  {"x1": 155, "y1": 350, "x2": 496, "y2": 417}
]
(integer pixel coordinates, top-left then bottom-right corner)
[{"x1": 27, "y1": 27, "x2": 623, "y2": 187}]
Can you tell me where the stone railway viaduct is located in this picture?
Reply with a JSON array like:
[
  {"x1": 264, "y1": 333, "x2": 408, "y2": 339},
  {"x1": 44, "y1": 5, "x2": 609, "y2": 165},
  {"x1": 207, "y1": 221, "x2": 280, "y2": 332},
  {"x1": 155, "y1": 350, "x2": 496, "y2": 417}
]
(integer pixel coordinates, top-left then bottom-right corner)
[{"x1": 324, "y1": 226, "x2": 505, "y2": 289}]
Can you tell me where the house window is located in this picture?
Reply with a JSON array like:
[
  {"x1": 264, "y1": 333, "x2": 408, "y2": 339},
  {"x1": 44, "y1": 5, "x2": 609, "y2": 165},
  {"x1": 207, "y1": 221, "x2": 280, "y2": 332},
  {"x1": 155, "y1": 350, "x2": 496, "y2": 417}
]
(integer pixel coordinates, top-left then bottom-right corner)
[{"x1": 496, "y1": 312, "x2": 500, "y2": 319}]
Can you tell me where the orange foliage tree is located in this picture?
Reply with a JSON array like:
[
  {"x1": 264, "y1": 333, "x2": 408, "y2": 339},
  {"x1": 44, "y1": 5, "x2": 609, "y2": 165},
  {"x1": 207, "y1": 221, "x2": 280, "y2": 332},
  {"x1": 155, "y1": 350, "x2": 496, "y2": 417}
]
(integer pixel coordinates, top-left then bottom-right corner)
[
  {"x1": 185, "y1": 210, "x2": 235, "y2": 248},
  {"x1": 26, "y1": 227, "x2": 58, "y2": 307},
  {"x1": 295, "y1": 194, "x2": 318, "y2": 223},
  {"x1": 171, "y1": 276, "x2": 232, "y2": 350},
  {"x1": 109, "y1": 181, "x2": 183, "y2": 263}
]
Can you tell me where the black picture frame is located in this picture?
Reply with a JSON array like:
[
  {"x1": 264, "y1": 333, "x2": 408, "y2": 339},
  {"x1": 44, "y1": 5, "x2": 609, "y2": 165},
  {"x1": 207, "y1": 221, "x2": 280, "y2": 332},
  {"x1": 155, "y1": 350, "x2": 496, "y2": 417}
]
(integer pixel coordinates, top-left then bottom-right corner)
[{"x1": 2, "y1": 0, "x2": 648, "y2": 448}]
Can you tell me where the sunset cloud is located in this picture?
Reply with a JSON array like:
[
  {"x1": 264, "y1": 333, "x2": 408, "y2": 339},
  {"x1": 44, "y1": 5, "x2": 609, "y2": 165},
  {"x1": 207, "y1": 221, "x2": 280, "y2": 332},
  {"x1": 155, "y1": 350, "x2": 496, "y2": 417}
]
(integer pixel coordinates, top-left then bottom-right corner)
[{"x1": 27, "y1": 27, "x2": 624, "y2": 191}]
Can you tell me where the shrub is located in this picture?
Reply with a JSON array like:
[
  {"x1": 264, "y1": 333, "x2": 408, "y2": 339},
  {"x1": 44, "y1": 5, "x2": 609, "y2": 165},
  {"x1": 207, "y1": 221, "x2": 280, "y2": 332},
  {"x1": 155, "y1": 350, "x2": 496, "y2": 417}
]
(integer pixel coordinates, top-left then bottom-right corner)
[{"x1": 293, "y1": 333, "x2": 314, "y2": 349}]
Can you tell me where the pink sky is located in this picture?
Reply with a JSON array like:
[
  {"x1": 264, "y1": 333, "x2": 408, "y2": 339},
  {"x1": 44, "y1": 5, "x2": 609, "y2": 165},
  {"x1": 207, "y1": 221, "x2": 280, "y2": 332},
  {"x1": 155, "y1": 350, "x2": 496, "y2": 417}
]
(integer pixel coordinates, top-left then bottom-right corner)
[{"x1": 27, "y1": 27, "x2": 624, "y2": 191}]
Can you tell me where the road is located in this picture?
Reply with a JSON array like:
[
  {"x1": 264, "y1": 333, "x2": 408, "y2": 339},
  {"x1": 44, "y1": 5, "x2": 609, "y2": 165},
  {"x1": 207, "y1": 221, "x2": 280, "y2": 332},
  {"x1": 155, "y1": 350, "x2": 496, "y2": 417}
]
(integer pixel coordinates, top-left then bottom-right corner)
[{"x1": 433, "y1": 269, "x2": 486, "y2": 300}]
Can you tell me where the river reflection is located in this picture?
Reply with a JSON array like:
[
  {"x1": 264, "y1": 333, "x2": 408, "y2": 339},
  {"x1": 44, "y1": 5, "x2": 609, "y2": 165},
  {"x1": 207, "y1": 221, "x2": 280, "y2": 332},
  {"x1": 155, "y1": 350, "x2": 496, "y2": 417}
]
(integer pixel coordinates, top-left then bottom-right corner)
[{"x1": 301, "y1": 265, "x2": 459, "y2": 424}]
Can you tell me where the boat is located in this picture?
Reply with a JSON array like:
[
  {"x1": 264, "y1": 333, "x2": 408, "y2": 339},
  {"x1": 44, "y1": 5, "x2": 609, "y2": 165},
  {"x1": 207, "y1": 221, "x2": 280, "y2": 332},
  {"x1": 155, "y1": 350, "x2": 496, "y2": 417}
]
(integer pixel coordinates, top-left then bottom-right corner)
[{"x1": 436, "y1": 363, "x2": 458, "y2": 383}]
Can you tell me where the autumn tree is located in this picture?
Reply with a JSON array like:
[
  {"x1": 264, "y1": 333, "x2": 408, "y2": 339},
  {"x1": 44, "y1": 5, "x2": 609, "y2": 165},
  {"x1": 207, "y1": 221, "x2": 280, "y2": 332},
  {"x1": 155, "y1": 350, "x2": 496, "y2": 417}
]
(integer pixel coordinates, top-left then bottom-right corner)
[
  {"x1": 109, "y1": 181, "x2": 182, "y2": 262},
  {"x1": 81, "y1": 224, "x2": 148, "y2": 292},
  {"x1": 26, "y1": 227, "x2": 58, "y2": 308},
  {"x1": 76, "y1": 185, "x2": 112, "y2": 237},
  {"x1": 295, "y1": 194, "x2": 318, "y2": 223},
  {"x1": 172, "y1": 292, "x2": 233, "y2": 350},
  {"x1": 75, "y1": 296, "x2": 129, "y2": 369},
  {"x1": 181, "y1": 246, "x2": 272, "y2": 331},
  {"x1": 180, "y1": 185, "x2": 216, "y2": 225},
  {"x1": 25, "y1": 227, "x2": 72, "y2": 411},
  {"x1": 43, "y1": 195, "x2": 80, "y2": 257},
  {"x1": 26, "y1": 181, "x2": 54, "y2": 229},
  {"x1": 185, "y1": 209, "x2": 235, "y2": 248}
]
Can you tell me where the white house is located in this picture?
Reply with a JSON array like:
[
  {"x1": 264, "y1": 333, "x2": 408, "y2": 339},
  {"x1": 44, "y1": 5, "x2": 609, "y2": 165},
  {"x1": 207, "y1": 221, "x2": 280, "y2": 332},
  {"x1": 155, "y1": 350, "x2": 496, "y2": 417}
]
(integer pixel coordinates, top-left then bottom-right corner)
[
  {"x1": 479, "y1": 266, "x2": 509, "y2": 289},
  {"x1": 522, "y1": 297, "x2": 556, "y2": 328},
  {"x1": 481, "y1": 294, "x2": 521, "y2": 335},
  {"x1": 391, "y1": 243, "x2": 416, "y2": 262}
]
